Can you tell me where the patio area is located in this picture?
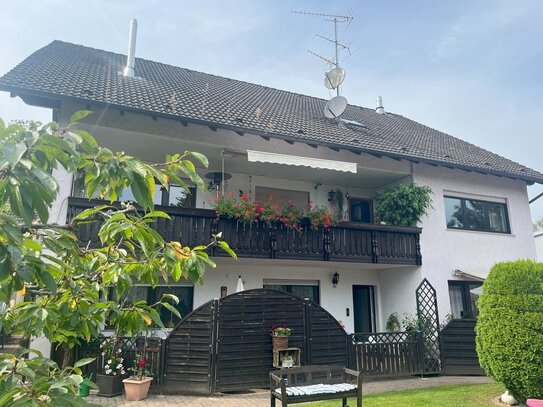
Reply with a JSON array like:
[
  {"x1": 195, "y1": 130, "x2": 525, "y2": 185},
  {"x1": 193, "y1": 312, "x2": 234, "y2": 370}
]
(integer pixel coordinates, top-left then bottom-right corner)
[{"x1": 86, "y1": 375, "x2": 493, "y2": 406}]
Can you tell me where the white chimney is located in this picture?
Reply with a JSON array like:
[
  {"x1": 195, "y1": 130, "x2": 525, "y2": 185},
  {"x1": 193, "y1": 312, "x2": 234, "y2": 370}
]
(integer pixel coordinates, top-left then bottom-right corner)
[
  {"x1": 376, "y1": 96, "x2": 385, "y2": 114},
  {"x1": 123, "y1": 19, "x2": 138, "y2": 77}
]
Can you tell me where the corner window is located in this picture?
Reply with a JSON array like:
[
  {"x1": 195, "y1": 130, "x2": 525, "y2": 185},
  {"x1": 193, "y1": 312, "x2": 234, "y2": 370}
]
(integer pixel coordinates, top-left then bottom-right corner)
[
  {"x1": 263, "y1": 279, "x2": 320, "y2": 304},
  {"x1": 444, "y1": 196, "x2": 510, "y2": 233},
  {"x1": 448, "y1": 281, "x2": 482, "y2": 319}
]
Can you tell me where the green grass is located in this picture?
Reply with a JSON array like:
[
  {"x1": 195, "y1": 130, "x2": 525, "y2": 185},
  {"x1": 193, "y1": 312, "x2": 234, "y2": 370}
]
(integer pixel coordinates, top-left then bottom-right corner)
[{"x1": 305, "y1": 383, "x2": 502, "y2": 407}]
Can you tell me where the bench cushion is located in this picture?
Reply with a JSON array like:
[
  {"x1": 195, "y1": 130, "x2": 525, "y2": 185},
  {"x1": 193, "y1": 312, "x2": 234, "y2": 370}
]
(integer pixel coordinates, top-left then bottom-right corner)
[
  {"x1": 274, "y1": 383, "x2": 357, "y2": 397},
  {"x1": 527, "y1": 400, "x2": 543, "y2": 407}
]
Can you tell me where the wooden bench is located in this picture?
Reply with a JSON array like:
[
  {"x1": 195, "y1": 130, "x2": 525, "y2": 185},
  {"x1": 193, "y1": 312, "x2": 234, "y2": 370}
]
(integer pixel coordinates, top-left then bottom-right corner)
[{"x1": 270, "y1": 365, "x2": 362, "y2": 407}]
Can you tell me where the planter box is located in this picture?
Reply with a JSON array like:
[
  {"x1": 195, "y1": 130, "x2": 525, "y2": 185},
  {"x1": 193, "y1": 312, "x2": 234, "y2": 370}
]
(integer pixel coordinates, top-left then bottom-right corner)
[
  {"x1": 96, "y1": 373, "x2": 123, "y2": 397},
  {"x1": 123, "y1": 377, "x2": 153, "y2": 401},
  {"x1": 272, "y1": 335, "x2": 289, "y2": 351}
]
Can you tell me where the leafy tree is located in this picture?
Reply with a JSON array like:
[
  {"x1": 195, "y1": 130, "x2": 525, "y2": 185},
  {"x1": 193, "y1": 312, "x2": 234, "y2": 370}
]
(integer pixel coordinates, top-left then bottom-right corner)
[
  {"x1": 533, "y1": 218, "x2": 543, "y2": 232},
  {"x1": 0, "y1": 112, "x2": 235, "y2": 405}
]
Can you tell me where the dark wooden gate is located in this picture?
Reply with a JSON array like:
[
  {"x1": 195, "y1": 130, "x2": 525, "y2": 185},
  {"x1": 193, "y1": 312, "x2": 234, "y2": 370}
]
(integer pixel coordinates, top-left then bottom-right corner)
[
  {"x1": 162, "y1": 289, "x2": 349, "y2": 394},
  {"x1": 441, "y1": 319, "x2": 484, "y2": 375}
]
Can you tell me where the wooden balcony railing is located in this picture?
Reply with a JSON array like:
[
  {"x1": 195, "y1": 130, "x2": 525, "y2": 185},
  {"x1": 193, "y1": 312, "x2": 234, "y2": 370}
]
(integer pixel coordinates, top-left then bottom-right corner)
[{"x1": 67, "y1": 197, "x2": 422, "y2": 265}]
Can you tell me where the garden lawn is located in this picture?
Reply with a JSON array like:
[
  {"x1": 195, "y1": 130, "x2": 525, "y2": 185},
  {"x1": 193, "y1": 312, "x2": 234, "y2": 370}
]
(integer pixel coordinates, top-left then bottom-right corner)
[{"x1": 306, "y1": 383, "x2": 502, "y2": 407}]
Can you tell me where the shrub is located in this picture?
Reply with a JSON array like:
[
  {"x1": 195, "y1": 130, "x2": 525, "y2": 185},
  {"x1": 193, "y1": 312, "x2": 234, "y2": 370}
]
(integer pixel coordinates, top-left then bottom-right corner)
[
  {"x1": 476, "y1": 260, "x2": 543, "y2": 402},
  {"x1": 374, "y1": 183, "x2": 432, "y2": 227}
]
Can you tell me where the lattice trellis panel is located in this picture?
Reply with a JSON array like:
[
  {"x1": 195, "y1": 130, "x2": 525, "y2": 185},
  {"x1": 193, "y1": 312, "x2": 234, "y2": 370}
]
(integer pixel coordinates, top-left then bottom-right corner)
[{"x1": 416, "y1": 278, "x2": 442, "y2": 374}]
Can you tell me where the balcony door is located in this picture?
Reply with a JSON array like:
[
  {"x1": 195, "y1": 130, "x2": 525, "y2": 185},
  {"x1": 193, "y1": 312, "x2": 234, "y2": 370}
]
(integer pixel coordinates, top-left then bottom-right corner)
[
  {"x1": 353, "y1": 285, "x2": 376, "y2": 333},
  {"x1": 349, "y1": 198, "x2": 373, "y2": 223}
]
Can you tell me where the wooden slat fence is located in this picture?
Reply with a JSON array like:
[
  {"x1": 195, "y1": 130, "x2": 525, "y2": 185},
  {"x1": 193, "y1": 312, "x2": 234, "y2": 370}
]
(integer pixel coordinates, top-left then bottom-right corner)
[{"x1": 351, "y1": 332, "x2": 423, "y2": 377}]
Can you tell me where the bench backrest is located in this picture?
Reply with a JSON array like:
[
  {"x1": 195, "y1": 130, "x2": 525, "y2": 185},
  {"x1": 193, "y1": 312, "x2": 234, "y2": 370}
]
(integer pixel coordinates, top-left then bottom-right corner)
[{"x1": 273, "y1": 365, "x2": 350, "y2": 386}]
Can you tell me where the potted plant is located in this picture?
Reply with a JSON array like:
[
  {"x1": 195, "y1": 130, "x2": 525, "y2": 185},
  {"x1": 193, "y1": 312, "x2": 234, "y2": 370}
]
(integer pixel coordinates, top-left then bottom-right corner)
[
  {"x1": 123, "y1": 351, "x2": 153, "y2": 401},
  {"x1": 374, "y1": 183, "x2": 433, "y2": 227},
  {"x1": 271, "y1": 324, "x2": 292, "y2": 351},
  {"x1": 96, "y1": 336, "x2": 126, "y2": 397},
  {"x1": 281, "y1": 354, "x2": 295, "y2": 368}
]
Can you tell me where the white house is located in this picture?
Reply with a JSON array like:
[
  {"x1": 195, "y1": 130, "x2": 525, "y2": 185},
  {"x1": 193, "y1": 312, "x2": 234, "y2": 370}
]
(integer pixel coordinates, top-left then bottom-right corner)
[{"x1": 0, "y1": 40, "x2": 540, "y2": 340}]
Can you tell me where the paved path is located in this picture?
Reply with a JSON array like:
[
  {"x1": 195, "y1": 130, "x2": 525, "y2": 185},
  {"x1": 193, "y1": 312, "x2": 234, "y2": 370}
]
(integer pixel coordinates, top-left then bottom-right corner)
[{"x1": 87, "y1": 376, "x2": 494, "y2": 406}]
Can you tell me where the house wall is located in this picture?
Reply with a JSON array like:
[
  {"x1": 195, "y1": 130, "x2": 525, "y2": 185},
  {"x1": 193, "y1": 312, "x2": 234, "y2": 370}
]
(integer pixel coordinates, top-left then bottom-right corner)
[
  {"x1": 413, "y1": 163, "x2": 536, "y2": 319},
  {"x1": 535, "y1": 232, "x2": 543, "y2": 261},
  {"x1": 192, "y1": 258, "x2": 415, "y2": 333},
  {"x1": 48, "y1": 102, "x2": 537, "y2": 334}
]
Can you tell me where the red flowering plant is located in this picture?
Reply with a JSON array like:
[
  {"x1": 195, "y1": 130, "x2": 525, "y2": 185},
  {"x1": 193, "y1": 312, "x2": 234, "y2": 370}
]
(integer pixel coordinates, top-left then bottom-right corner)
[
  {"x1": 305, "y1": 205, "x2": 339, "y2": 230},
  {"x1": 212, "y1": 194, "x2": 339, "y2": 231},
  {"x1": 129, "y1": 352, "x2": 151, "y2": 381},
  {"x1": 279, "y1": 200, "x2": 305, "y2": 230},
  {"x1": 271, "y1": 324, "x2": 292, "y2": 337}
]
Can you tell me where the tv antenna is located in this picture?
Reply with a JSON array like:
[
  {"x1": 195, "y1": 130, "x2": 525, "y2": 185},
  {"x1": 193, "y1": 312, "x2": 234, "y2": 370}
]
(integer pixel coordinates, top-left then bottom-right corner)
[{"x1": 292, "y1": 10, "x2": 353, "y2": 97}]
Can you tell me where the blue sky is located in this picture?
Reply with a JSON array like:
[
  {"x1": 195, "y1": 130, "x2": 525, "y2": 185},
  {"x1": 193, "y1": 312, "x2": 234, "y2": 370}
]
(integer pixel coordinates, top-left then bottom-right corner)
[{"x1": 1, "y1": 0, "x2": 542, "y2": 221}]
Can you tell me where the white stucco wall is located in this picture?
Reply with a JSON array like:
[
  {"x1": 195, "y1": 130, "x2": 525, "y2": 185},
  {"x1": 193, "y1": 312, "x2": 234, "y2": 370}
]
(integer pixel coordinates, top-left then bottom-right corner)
[{"x1": 413, "y1": 163, "x2": 536, "y2": 318}]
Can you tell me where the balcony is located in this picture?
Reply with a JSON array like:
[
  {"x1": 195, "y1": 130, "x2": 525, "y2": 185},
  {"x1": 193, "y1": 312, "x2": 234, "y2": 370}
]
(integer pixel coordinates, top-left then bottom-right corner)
[{"x1": 67, "y1": 197, "x2": 422, "y2": 266}]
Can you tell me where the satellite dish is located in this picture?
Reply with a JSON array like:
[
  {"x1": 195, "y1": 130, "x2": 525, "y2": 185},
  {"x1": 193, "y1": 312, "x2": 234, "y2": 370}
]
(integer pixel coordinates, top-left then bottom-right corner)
[
  {"x1": 324, "y1": 96, "x2": 348, "y2": 119},
  {"x1": 324, "y1": 67, "x2": 346, "y2": 89}
]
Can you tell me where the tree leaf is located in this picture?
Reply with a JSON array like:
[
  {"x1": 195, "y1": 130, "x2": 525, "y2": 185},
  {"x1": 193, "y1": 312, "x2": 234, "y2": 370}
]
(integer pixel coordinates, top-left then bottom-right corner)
[
  {"x1": 69, "y1": 110, "x2": 93, "y2": 124},
  {"x1": 3, "y1": 142, "x2": 27, "y2": 167},
  {"x1": 74, "y1": 357, "x2": 96, "y2": 368},
  {"x1": 217, "y1": 241, "x2": 237, "y2": 260},
  {"x1": 144, "y1": 211, "x2": 170, "y2": 219},
  {"x1": 185, "y1": 151, "x2": 209, "y2": 168}
]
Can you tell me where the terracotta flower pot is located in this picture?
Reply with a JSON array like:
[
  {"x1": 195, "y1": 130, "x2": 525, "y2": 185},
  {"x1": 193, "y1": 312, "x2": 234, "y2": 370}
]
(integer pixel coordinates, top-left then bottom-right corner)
[{"x1": 123, "y1": 377, "x2": 153, "y2": 401}]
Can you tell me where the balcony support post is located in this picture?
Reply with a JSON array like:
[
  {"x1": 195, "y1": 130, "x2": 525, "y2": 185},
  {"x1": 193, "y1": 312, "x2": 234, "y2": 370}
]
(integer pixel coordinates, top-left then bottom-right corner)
[
  {"x1": 270, "y1": 224, "x2": 277, "y2": 259},
  {"x1": 371, "y1": 231, "x2": 379, "y2": 263},
  {"x1": 323, "y1": 228, "x2": 330, "y2": 261},
  {"x1": 415, "y1": 234, "x2": 422, "y2": 265},
  {"x1": 211, "y1": 218, "x2": 219, "y2": 257}
]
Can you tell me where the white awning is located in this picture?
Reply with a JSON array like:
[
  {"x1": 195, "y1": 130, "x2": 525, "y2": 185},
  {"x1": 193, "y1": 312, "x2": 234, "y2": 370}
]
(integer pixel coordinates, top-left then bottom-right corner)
[
  {"x1": 247, "y1": 150, "x2": 357, "y2": 173},
  {"x1": 453, "y1": 269, "x2": 487, "y2": 281}
]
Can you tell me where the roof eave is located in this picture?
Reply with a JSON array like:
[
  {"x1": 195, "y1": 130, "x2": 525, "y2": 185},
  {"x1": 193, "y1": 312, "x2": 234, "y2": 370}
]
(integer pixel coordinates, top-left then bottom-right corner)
[{"x1": 2, "y1": 83, "x2": 542, "y2": 186}]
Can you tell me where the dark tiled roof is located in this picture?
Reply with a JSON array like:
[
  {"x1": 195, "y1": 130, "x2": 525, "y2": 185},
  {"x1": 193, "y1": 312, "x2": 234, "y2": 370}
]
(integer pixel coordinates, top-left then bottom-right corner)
[{"x1": 1, "y1": 40, "x2": 542, "y2": 184}]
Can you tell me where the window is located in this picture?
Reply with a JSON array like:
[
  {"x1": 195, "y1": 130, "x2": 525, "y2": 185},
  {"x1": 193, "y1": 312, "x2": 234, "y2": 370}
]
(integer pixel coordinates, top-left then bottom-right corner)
[
  {"x1": 444, "y1": 196, "x2": 510, "y2": 233},
  {"x1": 263, "y1": 279, "x2": 320, "y2": 304},
  {"x1": 110, "y1": 285, "x2": 194, "y2": 328},
  {"x1": 255, "y1": 187, "x2": 309, "y2": 209},
  {"x1": 120, "y1": 185, "x2": 196, "y2": 208},
  {"x1": 72, "y1": 171, "x2": 196, "y2": 208},
  {"x1": 448, "y1": 281, "x2": 482, "y2": 319},
  {"x1": 349, "y1": 198, "x2": 373, "y2": 223}
]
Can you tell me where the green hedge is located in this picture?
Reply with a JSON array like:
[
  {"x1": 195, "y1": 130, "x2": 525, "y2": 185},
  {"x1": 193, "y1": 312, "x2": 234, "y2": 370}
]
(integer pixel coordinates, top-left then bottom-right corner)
[{"x1": 476, "y1": 260, "x2": 543, "y2": 402}]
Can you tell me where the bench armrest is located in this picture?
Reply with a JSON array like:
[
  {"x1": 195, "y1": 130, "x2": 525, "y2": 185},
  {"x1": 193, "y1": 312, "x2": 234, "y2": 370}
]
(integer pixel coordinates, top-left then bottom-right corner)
[
  {"x1": 270, "y1": 372, "x2": 283, "y2": 385},
  {"x1": 343, "y1": 368, "x2": 360, "y2": 378}
]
